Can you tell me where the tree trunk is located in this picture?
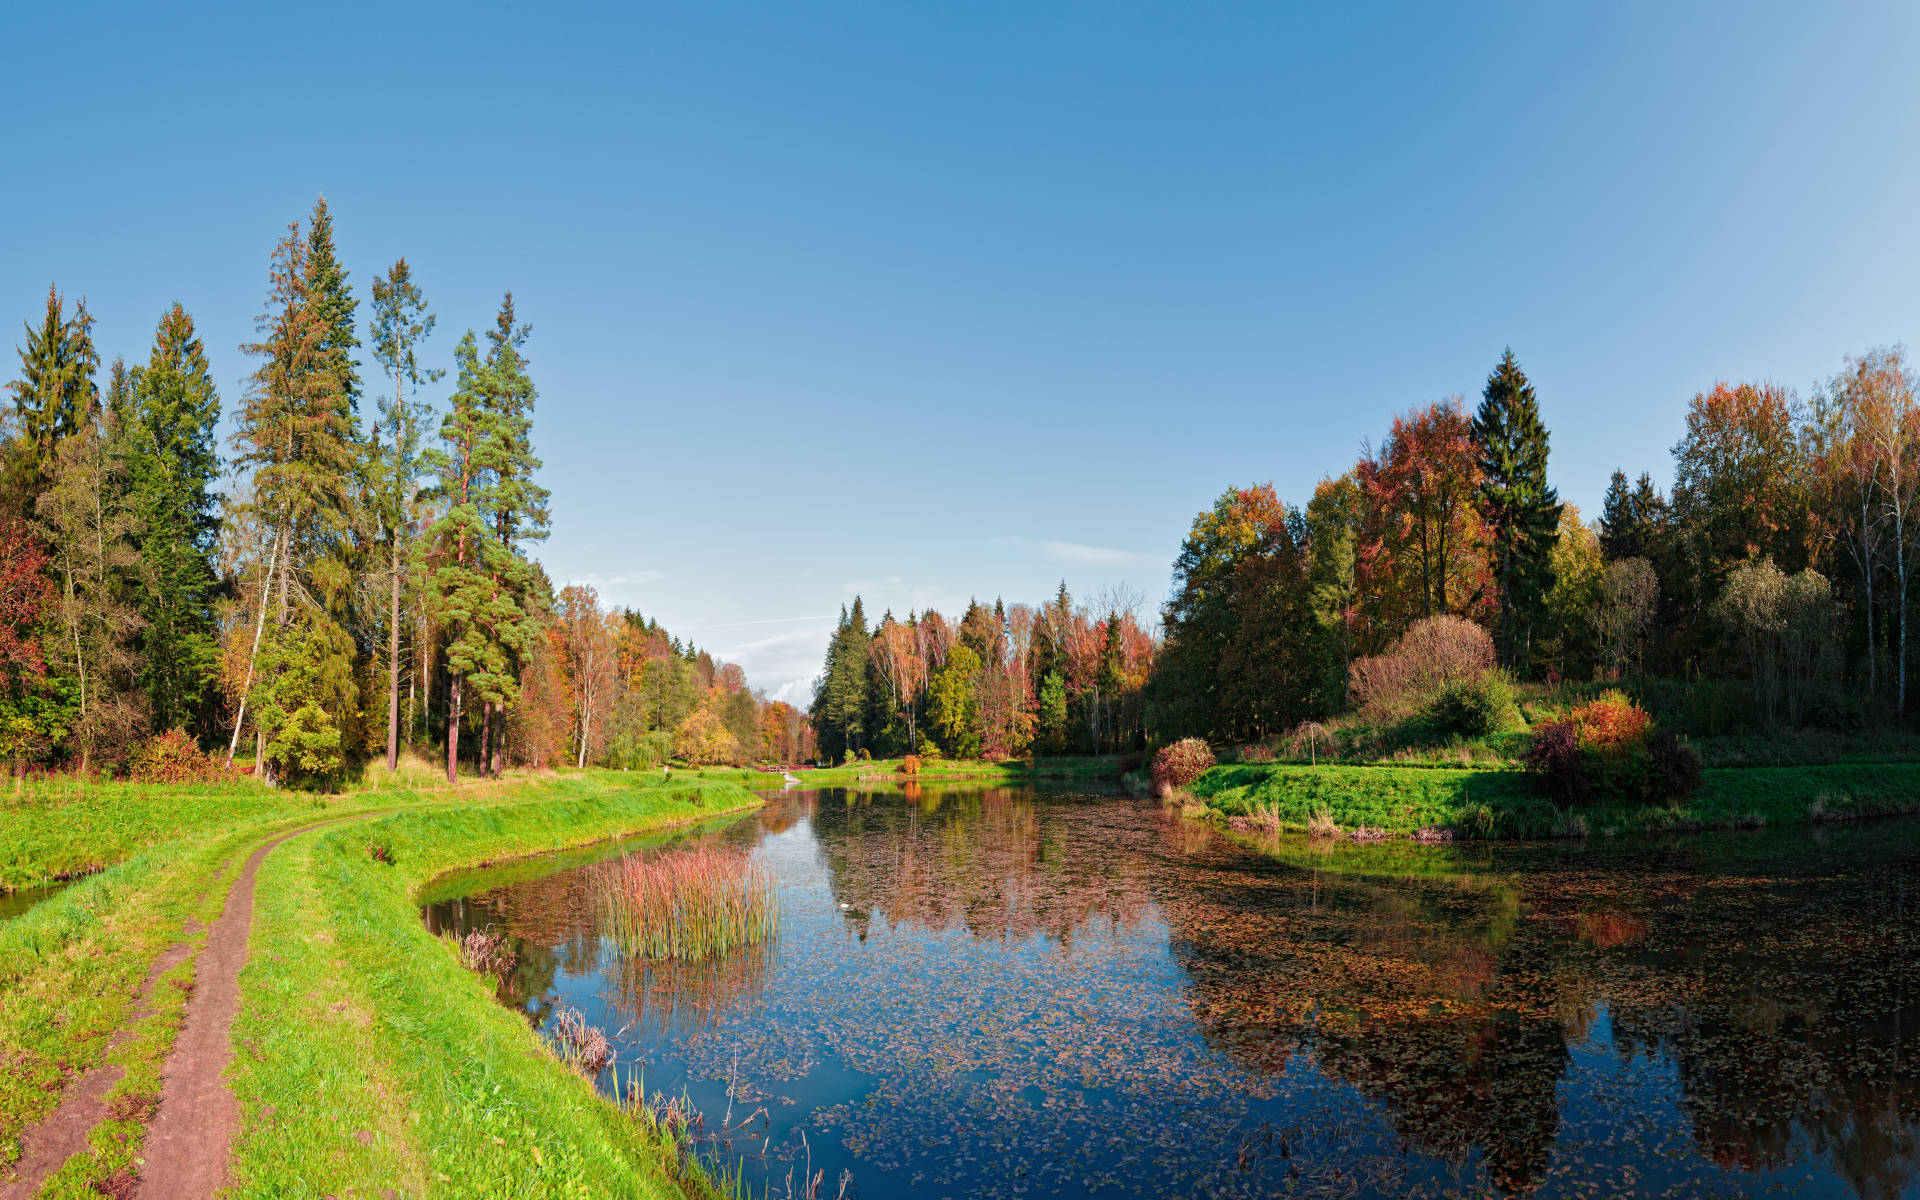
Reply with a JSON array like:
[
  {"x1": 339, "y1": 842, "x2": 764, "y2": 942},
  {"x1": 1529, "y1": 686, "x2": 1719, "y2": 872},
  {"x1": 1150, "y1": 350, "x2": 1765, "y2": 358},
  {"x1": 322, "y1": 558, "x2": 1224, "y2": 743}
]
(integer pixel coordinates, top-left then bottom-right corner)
[
  {"x1": 227, "y1": 529, "x2": 283, "y2": 767},
  {"x1": 446, "y1": 673, "x2": 462, "y2": 784},
  {"x1": 387, "y1": 545, "x2": 402, "y2": 773},
  {"x1": 491, "y1": 705, "x2": 504, "y2": 775},
  {"x1": 479, "y1": 700, "x2": 492, "y2": 778}
]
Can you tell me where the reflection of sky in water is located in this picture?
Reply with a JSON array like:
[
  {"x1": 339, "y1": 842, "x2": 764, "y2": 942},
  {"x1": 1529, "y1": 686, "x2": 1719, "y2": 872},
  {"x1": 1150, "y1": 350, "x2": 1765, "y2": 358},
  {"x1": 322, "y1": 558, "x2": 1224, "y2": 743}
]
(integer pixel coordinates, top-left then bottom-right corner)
[{"x1": 425, "y1": 788, "x2": 1920, "y2": 1199}]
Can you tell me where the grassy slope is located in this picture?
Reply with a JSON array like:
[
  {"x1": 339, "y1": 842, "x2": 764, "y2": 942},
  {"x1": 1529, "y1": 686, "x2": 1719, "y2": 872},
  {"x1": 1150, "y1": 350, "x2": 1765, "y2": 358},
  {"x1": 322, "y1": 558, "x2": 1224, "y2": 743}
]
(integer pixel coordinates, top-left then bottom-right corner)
[
  {"x1": 0, "y1": 768, "x2": 713, "y2": 1191},
  {"x1": 225, "y1": 774, "x2": 761, "y2": 1199},
  {"x1": 1188, "y1": 760, "x2": 1920, "y2": 839}
]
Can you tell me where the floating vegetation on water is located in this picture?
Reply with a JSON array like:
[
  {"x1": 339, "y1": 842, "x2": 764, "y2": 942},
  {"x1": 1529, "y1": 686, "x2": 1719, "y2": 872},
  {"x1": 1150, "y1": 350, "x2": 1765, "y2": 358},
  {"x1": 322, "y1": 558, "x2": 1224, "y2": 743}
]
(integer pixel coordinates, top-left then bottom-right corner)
[
  {"x1": 593, "y1": 847, "x2": 778, "y2": 960},
  {"x1": 433, "y1": 786, "x2": 1920, "y2": 1200}
]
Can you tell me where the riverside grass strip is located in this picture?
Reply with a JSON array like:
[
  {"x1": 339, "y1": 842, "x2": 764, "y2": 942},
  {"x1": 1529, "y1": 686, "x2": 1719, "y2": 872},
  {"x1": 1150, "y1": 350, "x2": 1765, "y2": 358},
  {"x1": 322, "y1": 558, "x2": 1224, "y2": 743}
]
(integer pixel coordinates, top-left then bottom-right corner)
[
  {"x1": 1187, "y1": 760, "x2": 1920, "y2": 839},
  {"x1": 225, "y1": 775, "x2": 761, "y2": 1200}
]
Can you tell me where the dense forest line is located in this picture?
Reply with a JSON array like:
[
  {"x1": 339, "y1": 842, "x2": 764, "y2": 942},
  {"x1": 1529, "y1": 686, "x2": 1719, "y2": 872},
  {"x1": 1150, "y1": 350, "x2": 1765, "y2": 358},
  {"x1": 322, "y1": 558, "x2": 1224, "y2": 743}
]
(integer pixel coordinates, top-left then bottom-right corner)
[
  {"x1": 3, "y1": 197, "x2": 796, "y2": 786},
  {"x1": 813, "y1": 346, "x2": 1920, "y2": 763}
]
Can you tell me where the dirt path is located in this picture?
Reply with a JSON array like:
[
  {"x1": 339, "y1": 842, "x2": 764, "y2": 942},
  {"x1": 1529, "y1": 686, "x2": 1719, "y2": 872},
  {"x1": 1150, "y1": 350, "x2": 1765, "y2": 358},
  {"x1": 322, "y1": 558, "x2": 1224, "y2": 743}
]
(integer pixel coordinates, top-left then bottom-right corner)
[
  {"x1": 131, "y1": 816, "x2": 375, "y2": 1200},
  {"x1": 0, "y1": 944, "x2": 193, "y2": 1200}
]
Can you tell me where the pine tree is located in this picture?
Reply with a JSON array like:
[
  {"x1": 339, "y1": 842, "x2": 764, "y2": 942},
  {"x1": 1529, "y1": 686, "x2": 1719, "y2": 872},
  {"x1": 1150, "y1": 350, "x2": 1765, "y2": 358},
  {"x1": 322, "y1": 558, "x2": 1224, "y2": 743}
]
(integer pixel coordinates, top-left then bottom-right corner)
[
  {"x1": 473, "y1": 295, "x2": 548, "y2": 774},
  {"x1": 1472, "y1": 349, "x2": 1563, "y2": 669},
  {"x1": 124, "y1": 304, "x2": 222, "y2": 734},
  {"x1": 429, "y1": 332, "x2": 505, "y2": 782},
  {"x1": 368, "y1": 258, "x2": 443, "y2": 771}
]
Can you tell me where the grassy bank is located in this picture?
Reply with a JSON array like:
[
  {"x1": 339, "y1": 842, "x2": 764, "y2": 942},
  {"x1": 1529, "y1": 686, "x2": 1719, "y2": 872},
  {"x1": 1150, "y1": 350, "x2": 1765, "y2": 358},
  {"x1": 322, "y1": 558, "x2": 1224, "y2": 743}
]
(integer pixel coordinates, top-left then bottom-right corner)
[
  {"x1": 224, "y1": 774, "x2": 762, "y2": 1199},
  {"x1": 1187, "y1": 760, "x2": 1920, "y2": 839},
  {"x1": 0, "y1": 768, "x2": 725, "y2": 1193}
]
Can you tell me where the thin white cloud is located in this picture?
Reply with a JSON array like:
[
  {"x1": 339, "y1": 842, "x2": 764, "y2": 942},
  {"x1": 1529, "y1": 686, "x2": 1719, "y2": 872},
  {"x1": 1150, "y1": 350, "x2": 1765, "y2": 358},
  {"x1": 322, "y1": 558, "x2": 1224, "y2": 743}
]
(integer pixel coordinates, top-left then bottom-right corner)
[
  {"x1": 678, "y1": 614, "x2": 837, "y2": 633},
  {"x1": 994, "y1": 537, "x2": 1164, "y2": 569}
]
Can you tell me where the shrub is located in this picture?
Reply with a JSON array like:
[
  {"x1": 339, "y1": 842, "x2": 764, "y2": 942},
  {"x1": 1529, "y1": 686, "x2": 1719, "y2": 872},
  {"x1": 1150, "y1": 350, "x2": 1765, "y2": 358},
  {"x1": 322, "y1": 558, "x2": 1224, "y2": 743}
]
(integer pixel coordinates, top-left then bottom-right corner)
[
  {"x1": 915, "y1": 734, "x2": 941, "y2": 759},
  {"x1": 129, "y1": 729, "x2": 220, "y2": 783},
  {"x1": 1569, "y1": 690, "x2": 1650, "y2": 755},
  {"x1": 900, "y1": 754, "x2": 922, "y2": 776},
  {"x1": 1350, "y1": 616, "x2": 1495, "y2": 715},
  {"x1": 1420, "y1": 672, "x2": 1519, "y2": 740},
  {"x1": 1523, "y1": 719, "x2": 1592, "y2": 809},
  {"x1": 1150, "y1": 738, "x2": 1216, "y2": 793},
  {"x1": 1646, "y1": 729, "x2": 1702, "y2": 802},
  {"x1": 1523, "y1": 693, "x2": 1700, "y2": 807}
]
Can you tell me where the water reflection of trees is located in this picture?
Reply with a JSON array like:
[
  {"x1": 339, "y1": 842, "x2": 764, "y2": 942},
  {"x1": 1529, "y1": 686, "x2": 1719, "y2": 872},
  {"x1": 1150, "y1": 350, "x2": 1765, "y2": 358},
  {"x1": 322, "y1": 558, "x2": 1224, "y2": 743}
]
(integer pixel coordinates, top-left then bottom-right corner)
[
  {"x1": 807, "y1": 786, "x2": 1155, "y2": 947},
  {"x1": 1163, "y1": 826, "x2": 1920, "y2": 1197}
]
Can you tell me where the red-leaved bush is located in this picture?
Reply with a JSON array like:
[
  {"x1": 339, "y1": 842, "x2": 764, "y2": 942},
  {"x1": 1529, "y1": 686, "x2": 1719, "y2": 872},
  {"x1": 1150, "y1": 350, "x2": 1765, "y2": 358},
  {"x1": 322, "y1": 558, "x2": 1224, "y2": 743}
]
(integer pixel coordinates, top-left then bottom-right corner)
[
  {"x1": 1151, "y1": 738, "x2": 1216, "y2": 794},
  {"x1": 900, "y1": 754, "x2": 922, "y2": 776},
  {"x1": 130, "y1": 729, "x2": 221, "y2": 783},
  {"x1": 1568, "y1": 691, "x2": 1650, "y2": 754},
  {"x1": 1349, "y1": 616, "x2": 1495, "y2": 716},
  {"x1": 1523, "y1": 692, "x2": 1699, "y2": 809}
]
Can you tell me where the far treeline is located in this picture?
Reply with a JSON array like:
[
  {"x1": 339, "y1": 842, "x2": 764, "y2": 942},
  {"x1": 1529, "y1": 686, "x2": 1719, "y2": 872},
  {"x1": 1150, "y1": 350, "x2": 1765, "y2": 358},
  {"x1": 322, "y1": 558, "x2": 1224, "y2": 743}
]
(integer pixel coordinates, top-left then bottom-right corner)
[
  {"x1": 4, "y1": 197, "x2": 799, "y2": 787},
  {"x1": 813, "y1": 346, "x2": 1920, "y2": 762}
]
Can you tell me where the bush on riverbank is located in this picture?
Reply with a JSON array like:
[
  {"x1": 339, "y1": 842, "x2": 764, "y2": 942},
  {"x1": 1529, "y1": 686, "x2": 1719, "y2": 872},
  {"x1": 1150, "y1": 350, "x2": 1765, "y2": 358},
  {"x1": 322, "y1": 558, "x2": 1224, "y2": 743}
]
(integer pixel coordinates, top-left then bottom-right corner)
[
  {"x1": 1186, "y1": 759, "x2": 1920, "y2": 840},
  {"x1": 1151, "y1": 739, "x2": 1215, "y2": 795}
]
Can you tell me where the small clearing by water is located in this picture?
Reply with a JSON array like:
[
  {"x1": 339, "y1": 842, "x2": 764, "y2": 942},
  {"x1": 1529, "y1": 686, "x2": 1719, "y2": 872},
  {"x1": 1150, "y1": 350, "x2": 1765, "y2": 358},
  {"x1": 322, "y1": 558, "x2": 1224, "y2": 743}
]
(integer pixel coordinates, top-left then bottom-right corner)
[{"x1": 424, "y1": 784, "x2": 1920, "y2": 1199}]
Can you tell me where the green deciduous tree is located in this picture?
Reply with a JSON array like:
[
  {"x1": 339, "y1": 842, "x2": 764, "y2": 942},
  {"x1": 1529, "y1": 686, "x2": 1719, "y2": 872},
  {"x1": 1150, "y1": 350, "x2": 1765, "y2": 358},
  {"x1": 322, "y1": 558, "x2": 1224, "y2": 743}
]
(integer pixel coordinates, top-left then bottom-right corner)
[{"x1": 927, "y1": 642, "x2": 982, "y2": 759}]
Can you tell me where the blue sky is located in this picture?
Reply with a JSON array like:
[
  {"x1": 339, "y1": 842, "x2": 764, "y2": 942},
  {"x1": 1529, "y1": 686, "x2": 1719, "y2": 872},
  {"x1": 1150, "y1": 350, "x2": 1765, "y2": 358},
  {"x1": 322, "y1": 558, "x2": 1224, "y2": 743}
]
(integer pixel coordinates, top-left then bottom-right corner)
[{"x1": 7, "y1": 2, "x2": 1920, "y2": 701}]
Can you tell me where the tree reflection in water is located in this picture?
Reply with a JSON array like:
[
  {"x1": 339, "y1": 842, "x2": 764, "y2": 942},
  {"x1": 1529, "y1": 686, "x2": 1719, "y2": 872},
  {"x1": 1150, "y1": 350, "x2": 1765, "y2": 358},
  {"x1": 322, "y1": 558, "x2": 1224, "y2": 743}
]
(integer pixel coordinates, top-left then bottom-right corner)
[{"x1": 424, "y1": 786, "x2": 1920, "y2": 1199}]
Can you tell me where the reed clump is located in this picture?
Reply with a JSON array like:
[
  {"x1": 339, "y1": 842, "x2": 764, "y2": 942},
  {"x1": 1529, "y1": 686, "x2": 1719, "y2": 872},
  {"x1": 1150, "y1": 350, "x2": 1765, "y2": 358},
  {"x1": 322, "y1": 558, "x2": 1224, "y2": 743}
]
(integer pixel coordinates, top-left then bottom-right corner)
[{"x1": 592, "y1": 847, "x2": 778, "y2": 961}]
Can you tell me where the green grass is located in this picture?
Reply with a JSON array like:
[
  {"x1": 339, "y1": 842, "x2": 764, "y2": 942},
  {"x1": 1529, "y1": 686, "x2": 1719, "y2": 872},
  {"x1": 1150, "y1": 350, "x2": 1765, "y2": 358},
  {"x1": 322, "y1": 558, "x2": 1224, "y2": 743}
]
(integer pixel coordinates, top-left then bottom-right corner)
[
  {"x1": 1186, "y1": 760, "x2": 1920, "y2": 840},
  {"x1": 0, "y1": 806, "x2": 304, "y2": 1177},
  {"x1": 225, "y1": 774, "x2": 763, "y2": 1199}
]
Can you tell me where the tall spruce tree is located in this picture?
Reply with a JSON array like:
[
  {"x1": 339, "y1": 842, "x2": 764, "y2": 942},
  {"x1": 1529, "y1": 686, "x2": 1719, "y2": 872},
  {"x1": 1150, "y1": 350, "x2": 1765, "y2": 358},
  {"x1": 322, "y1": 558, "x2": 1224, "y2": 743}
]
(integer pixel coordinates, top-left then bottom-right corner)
[
  {"x1": 368, "y1": 258, "x2": 442, "y2": 771},
  {"x1": 810, "y1": 600, "x2": 869, "y2": 761},
  {"x1": 124, "y1": 304, "x2": 222, "y2": 734},
  {"x1": 7, "y1": 286, "x2": 100, "y2": 512},
  {"x1": 1599, "y1": 469, "x2": 1638, "y2": 559},
  {"x1": 1472, "y1": 349, "x2": 1563, "y2": 669},
  {"x1": 230, "y1": 215, "x2": 361, "y2": 780},
  {"x1": 305, "y1": 197, "x2": 362, "y2": 414}
]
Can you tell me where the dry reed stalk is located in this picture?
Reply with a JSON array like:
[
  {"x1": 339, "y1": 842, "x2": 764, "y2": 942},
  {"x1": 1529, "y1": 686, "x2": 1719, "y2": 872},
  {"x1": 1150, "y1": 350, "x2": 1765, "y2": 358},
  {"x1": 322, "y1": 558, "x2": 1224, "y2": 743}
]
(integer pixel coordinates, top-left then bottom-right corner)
[{"x1": 592, "y1": 846, "x2": 778, "y2": 961}]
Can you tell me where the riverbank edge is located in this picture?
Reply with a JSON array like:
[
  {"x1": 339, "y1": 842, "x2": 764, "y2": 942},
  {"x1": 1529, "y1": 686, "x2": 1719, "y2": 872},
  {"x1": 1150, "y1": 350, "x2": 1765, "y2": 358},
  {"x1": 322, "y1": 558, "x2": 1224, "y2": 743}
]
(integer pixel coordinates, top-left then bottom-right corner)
[
  {"x1": 1185, "y1": 760, "x2": 1920, "y2": 839},
  {"x1": 224, "y1": 775, "x2": 765, "y2": 1198}
]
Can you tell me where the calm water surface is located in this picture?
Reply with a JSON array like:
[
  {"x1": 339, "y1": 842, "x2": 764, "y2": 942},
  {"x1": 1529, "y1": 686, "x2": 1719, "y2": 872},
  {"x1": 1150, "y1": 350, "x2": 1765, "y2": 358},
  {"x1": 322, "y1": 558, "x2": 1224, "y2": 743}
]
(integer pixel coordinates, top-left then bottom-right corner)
[{"x1": 422, "y1": 785, "x2": 1920, "y2": 1199}]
